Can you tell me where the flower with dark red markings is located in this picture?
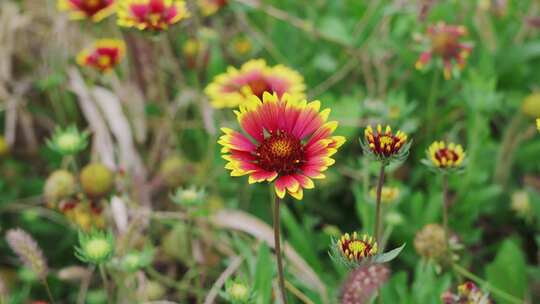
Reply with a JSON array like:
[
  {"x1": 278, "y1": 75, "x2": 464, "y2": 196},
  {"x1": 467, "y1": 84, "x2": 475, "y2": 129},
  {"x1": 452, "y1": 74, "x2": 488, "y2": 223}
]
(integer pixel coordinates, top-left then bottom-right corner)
[
  {"x1": 442, "y1": 281, "x2": 492, "y2": 304},
  {"x1": 205, "y1": 59, "x2": 306, "y2": 108},
  {"x1": 117, "y1": 0, "x2": 190, "y2": 31},
  {"x1": 416, "y1": 22, "x2": 473, "y2": 79},
  {"x1": 422, "y1": 140, "x2": 466, "y2": 173},
  {"x1": 57, "y1": 0, "x2": 116, "y2": 22},
  {"x1": 218, "y1": 92, "x2": 345, "y2": 200},
  {"x1": 360, "y1": 124, "x2": 410, "y2": 165},
  {"x1": 77, "y1": 39, "x2": 125, "y2": 73}
]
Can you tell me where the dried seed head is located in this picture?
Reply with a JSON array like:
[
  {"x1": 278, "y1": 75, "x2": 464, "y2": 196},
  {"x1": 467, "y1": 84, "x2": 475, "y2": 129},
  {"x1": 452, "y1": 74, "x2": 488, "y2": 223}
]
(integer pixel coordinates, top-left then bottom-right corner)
[
  {"x1": 340, "y1": 264, "x2": 390, "y2": 304},
  {"x1": 414, "y1": 223, "x2": 447, "y2": 260},
  {"x1": 5, "y1": 228, "x2": 48, "y2": 280}
]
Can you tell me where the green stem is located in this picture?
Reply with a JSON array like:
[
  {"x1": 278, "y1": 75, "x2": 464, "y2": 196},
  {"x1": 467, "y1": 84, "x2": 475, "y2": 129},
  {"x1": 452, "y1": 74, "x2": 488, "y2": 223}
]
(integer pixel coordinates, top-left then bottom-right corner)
[
  {"x1": 452, "y1": 264, "x2": 522, "y2": 304},
  {"x1": 374, "y1": 163, "x2": 386, "y2": 244},
  {"x1": 99, "y1": 264, "x2": 113, "y2": 303},
  {"x1": 273, "y1": 195, "x2": 288, "y2": 304},
  {"x1": 442, "y1": 174, "x2": 450, "y2": 252},
  {"x1": 42, "y1": 279, "x2": 56, "y2": 304}
]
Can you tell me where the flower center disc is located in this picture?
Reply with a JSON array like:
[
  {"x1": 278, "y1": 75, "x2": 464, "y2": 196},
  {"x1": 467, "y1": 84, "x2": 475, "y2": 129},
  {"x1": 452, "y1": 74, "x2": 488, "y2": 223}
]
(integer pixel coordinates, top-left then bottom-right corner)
[
  {"x1": 247, "y1": 78, "x2": 272, "y2": 99},
  {"x1": 435, "y1": 148, "x2": 459, "y2": 164},
  {"x1": 256, "y1": 131, "x2": 303, "y2": 175}
]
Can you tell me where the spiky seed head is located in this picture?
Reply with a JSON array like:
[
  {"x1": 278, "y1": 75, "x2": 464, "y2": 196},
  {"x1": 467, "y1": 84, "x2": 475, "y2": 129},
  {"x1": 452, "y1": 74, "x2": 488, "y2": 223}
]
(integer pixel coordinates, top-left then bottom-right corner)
[{"x1": 5, "y1": 228, "x2": 48, "y2": 280}]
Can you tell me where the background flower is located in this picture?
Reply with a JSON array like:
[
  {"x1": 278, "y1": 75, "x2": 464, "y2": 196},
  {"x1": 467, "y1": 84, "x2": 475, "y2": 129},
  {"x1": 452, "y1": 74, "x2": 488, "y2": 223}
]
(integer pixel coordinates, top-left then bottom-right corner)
[
  {"x1": 57, "y1": 0, "x2": 116, "y2": 22},
  {"x1": 76, "y1": 39, "x2": 125, "y2": 73},
  {"x1": 117, "y1": 0, "x2": 190, "y2": 31}
]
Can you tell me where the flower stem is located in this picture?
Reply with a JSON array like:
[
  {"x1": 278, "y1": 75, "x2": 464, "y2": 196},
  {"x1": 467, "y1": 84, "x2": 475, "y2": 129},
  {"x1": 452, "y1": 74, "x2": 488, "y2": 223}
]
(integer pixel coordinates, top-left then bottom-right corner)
[
  {"x1": 273, "y1": 195, "x2": 288, "y2": 304},
  {"x1": 442, "y1": 174, "x2": 450, "y2": 251},
  {"x1": 374, "y1": 163, "x2": 386, "y2": 245},
  {"x1": 99, "y1": 264, "x2": 113, "y2": 303},
  {"x1": 452, "y1": 264, "x2": 522, "y2": 304},
  {"x1": 42, "y1": 279, "x2": 56, "y2": 304}
]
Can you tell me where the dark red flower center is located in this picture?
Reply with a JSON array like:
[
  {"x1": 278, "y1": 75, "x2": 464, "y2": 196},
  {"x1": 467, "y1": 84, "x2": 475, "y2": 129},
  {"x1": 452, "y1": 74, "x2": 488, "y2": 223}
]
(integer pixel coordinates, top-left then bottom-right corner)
[
  {"x1": 434, "y1": 148, "x2": 459, "y2": 164},
  {"x1": 340, "y1": 239, "x2": 375, "y2": 260},
  {"x1": 432, "y1": 32, "x2": 460, "y2": 59},
  {"x1": 368, "y1": 134, "x2": 403, "y2": 156},
  {"x1": 72, "y1": 0, "x2": 112, "y2": 16},
  {"x1": 256, "y1": 131, "x2": 304, "y2": 175},
  {"x1": 247, "y1": 78, "x2": 272, "y2": 100}
]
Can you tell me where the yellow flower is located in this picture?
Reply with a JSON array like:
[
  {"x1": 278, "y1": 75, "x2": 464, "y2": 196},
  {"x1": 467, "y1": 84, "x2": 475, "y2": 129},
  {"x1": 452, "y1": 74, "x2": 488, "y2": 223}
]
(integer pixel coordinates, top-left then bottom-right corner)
[
  {"x1": 76, "y1": 39, "x2": 125, "y2": 73},
  {"x1": 117, "y1": 0, "x2": 190, "y2": 31},
  {"x1": 361, "y1": 124, "x2": 410, "y2": 164},
  {"x1": 426, "y1": 141, "x2": 465, "y2": 169},
  {"x1": 205, "y1": 59, "x2": 306, "y2": 109},
  {"x1": 536, "y1": 118, "x2": 540, "y2": 133},
  {"x1": 337, "y1": 232, "x2": 378, "y2": 263},
  {"x1": 370, "y1": 186, "x2": 400, "y2": 204}
]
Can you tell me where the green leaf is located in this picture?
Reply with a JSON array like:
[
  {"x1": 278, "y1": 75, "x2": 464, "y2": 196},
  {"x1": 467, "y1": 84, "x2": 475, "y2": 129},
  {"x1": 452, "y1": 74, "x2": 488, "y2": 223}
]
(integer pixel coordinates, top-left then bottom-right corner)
[
  {"x1": 373, "y1": 243, "x2": 406, "y2": 263},
  {"x1": 485, "y1": 240, "x2": 527, "y2": 303},
  {"x1": 253, "y1": 243, "x2": 273, "y2": 304}
]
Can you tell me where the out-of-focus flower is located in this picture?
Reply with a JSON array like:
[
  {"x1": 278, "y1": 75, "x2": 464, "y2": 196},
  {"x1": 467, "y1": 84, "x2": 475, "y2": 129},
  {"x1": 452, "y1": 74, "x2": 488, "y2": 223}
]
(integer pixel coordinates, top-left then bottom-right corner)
[
  {"x1": 170, "y1": 186, "x2": 206, "y2": 207},
  {"x1": 0, "y1": 135, "x2": 9, "y2": 157},
  {"x1": 5, "y1": 229, "x2": 48, "y2": 280},
  {"x1": 360, "y1": 124, "x2": 410, "y2": 165},
  {"x1": 338, "y1": 232, "x2": 378, "y2": 262},
  {"x1": 369, "y1": 186, "x2": 400, "y2": 204},
  {"x1": 120, "y1": 247, "x2": 154, "y2": 272},
  {"x1": 478, "y1": 0, "x2": 509, "y2": 17},
  {"x1": 416, "y1": 22, "x2": 473, "y2": 79},
  {"x1": 511, "y1": 190, "x2": 531, "y2": 220},
  {"x1": 414, "y1": 223, "x2": 447, "y2": 260},
  {"x1": 521, "y1": 93, "x2": 540, "y2": 118},
  {"x1": 340, "y1": 264, "x2": 390, "y2": 304},
  {"x1": 44, "y1": 170, "x2": 77, "y2": 206},
  {"x1": 159, "y1": 156, "x2": 194, "y2": 188},
  {"x1": 75, "y1": 230, "x2": 114, "y2": 264},
  {"x1": 385, "y1": 211, "x2": 404, "y2": 226},
  {"x1": 223, "y1": 279, "x2": 252, "y2": 303},
  {"x1": 423, "y1": 141, "x2": 466, "y2": 173},
  {"x1": 182, "y1": 38, "x2": 209, "y2": 69},
  {"x1": 442, "y1": 281, "x2": 492, "y2": 304},
  {"x1": 205, "y1": 59, "x2": 306, "y2": 108},
  {"x1": 57, "y1": 0, "x2": 116, "y2": 22},
  {"x1": 61, "y1": 200, "x2": 106, "y2": 231},
  {"x1": 47, "y1": 125, "x2": 88, "y2": 156},
  {"x1": 77, "y1": 39, "x2": 125, "y2": 73},
  {"x1": 198, "y1": 0, "x2": 228, "y2": 16},
  {"x1": 230, "y1": 36, "x2": 253, "y2": 57},
  {"x1": 218, "y1": 92, "x2": 345, "y2": 200},
  {"x1": 80, "y1": 163, "x2": 114, "y2": 199},
  {"x1": 537, "y1": 118, "x2": 540, "y2": 133},
  {"x1": 117, "y1": 0, "x2": 190, "y2": 31}
]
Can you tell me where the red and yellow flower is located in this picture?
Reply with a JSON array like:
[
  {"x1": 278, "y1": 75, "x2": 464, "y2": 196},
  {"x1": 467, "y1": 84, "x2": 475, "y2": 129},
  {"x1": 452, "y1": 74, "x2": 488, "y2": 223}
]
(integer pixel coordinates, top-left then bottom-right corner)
[
  {"x1": 57, "y1": 0, "x2": 116, "y2": 22},
  {"x1": 205, "y1": 59, "x2": 306, "y2": 109},
  {"x1": 361, "y1": 124, "x2": 410, "y2": 164},
  {"x1": 117, "y1": 0, "x2": 190, "y2": 31},
  {"x1": 76, "y1": 39, "x2": 125, "y2": 73},
  {"x1": 218, "y1": 92, "x2": 345, "y2": 200},
  {"x1": 425, "y1": 141, "x2": 465, "y2": 170},
  {"x1": 337, "y1": 232, "x2": 378, "y2": 263},
  {"x1": 416, "y1": 22, "x2": 473, "y2": 79},
  {"x1": 198, "y1": 0, "x2": 228, "y2": 16}
]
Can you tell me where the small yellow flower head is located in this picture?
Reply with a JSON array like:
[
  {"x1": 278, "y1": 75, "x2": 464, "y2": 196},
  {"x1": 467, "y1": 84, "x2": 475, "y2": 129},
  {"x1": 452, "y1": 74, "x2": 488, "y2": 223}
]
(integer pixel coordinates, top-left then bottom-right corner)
[
  {"x1": 536, "y1": 118, "x2": 540, "y2": 133},
  {"x1": 337, "y1": 232, "x2": 378, "y2": 264},
  {"x1": 226, "y1": 281, "x2": 250, "y2": 302},
  {"x1": 198, "y1": 0, "x2": 228, "y2": 16},
  {"x1": 423, "y1": 141, "x2": 466, "y2": 173},
  {"x1": 76, "y1": 39, "x2": 125, "y2": 73},
  {"x1": 231, "y1": 36, "x2": 253, "y2": 57},
  {"x1": 44, "y1": 170, "x2": 77, "y2": 206},
  {"x1": 170, "y1": 186, "x2": 206, "y2": 207},
  {"x1": 75, "y1": 230, "x2": 114, "y2": 264},
  {"x1": 57, "y1": 0, "x2": 116, "y2": 22},
  {"x1": 0, "y1": 135, "x2": 9, "y2": 157},
  {"x1": 521, "y1": 93, "x2": 540, "y2": 118},
  {"x1": 361, "y1": 124, "x2": 411, "y2": 165},
  {"x1": 414, "y1": 223, "x2": 447, "y2": 260},
  {"x1": 511, "y1": 190, "x2": 531, "y2": 219},
  {"x1": 80, "y1": 163, "x2": 114, "y2": 199},
  {"x1": 117, "y1": 0, "x2": 190, "y2": 31},
  {"x1": 370, "y1": 186, "x2": 400, "y2": 204},
  {"x1": 47, "y1": 125, "x2": 88, "y2": 156}
]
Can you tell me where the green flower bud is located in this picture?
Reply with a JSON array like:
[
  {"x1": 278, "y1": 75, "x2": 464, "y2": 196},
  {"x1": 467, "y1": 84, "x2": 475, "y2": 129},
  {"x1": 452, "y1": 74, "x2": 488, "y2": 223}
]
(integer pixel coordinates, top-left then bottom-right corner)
[
  {"x1": 80, "y1": 163, "x2": 114, "y2": 198},
  {"x1": 47, "y1": 125, "x2": 88, "y2": 156},
  {"x1": 44, "y1": 170, "x2": 76, "y2": 205},
  {"x1": 75, "y1": 230, "x2": 115, "y2": 265}
]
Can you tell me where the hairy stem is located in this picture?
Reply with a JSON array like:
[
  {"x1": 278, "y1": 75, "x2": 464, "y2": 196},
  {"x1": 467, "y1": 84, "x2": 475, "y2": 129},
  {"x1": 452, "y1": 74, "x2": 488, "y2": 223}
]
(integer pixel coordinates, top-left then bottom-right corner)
[
  {"x1": 374, "y1": 163, "x2": 386, "y2": 244},
  {"x1": 442, "y1": 174, "x2": 450, "y2": 251},
  {"x1": 273, "y1": 195, "x2": 288, "y2": 304}
]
